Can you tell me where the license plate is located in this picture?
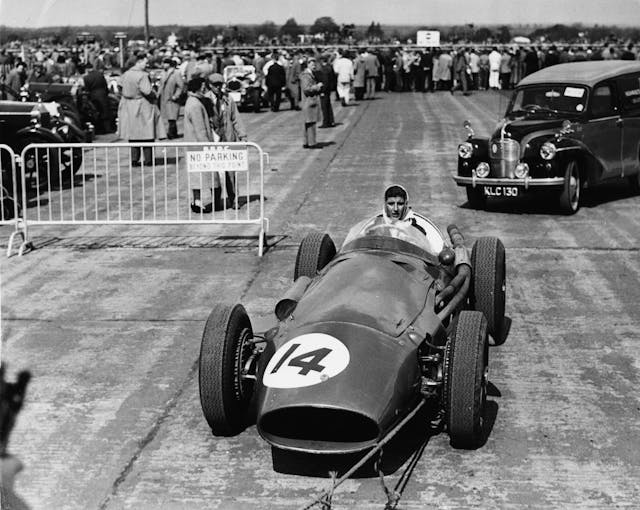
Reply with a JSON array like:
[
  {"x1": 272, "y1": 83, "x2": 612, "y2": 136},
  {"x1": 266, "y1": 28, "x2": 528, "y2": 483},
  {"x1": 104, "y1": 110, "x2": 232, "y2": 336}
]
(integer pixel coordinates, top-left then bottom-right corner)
[
  {"x1": 229, "y1": 91, "x2": 242, "y2": 102},
  {"x1": 483, "y1": 186, "x2": 519, "y2": 197}
]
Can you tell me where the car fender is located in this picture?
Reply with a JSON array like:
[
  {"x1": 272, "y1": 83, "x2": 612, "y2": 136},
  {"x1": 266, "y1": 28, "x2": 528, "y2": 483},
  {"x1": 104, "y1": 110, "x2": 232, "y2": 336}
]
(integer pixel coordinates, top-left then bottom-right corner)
[
  {"x1": 522, "y1": 133, "x2": 602, "y2": 183},
  {"x1": 554, "y1": 137, "x2": 603, "y2": 184},
  {"x1": 16, "y1": 126, "x2": 65, "y2": 145}
]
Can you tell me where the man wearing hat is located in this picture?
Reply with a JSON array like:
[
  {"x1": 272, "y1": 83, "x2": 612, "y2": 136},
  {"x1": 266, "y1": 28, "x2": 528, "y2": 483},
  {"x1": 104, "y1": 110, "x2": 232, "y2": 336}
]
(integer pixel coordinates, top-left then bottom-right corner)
[
  {"x1": 204, "y1": 72, "x2": 247, "y2": 208},
  {"x1": 158, "y1": 57, "x2": 185, "y2": 139},
  {"x1": 299, "y1": 57, "x2": 324, "y2": 149},
  {"x1": 117, "y1": 53, "x2": 166, "y2": 165}
]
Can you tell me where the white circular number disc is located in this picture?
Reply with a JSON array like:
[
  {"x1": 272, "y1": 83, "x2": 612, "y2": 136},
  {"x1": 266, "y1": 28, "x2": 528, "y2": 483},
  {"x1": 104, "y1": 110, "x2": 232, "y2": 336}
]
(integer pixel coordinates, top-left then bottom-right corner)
[{"x1": 263, "y1": 333, "x2": 350, "y2": 389}]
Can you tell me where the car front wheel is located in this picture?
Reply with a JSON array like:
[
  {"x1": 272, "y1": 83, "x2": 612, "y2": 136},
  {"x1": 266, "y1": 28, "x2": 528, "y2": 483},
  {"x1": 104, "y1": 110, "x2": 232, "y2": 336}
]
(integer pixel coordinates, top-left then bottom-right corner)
[
  {"x1": 471, "y1": 236, "x2": 506, "y2": 344},
  {"x1": 446, "y1": 310, "x2": 489, "y2": 449},
  {"x1": 558, "y1": 160, "x2": 581, "y2": 214},
  {"x1": 294, "y1": 232, "x2": 336, "y2": 280},
  {"x1": 199, "y1": 303, "x2": 256, "y2": 436}
]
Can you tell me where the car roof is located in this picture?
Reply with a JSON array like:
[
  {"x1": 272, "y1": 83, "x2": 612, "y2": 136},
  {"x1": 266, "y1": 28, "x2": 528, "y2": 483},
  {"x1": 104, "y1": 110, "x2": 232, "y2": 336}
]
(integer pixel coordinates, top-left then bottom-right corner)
[{"x1": 518, "y1": 60, "x2": 640, "y2": 88}]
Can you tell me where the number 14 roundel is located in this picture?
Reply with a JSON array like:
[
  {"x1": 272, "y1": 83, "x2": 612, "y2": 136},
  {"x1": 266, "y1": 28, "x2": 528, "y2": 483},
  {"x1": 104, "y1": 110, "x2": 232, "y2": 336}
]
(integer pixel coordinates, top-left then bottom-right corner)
[{"x1": 263, "y1": 333, "x2": 350, "y2": 389}]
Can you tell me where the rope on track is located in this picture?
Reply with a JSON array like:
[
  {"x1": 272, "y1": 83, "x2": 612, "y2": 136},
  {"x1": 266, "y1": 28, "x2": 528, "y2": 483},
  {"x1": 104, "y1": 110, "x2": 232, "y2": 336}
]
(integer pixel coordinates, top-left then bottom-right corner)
[{"x1": 299, "y1": 399, "x2": 427, "y2": 510}]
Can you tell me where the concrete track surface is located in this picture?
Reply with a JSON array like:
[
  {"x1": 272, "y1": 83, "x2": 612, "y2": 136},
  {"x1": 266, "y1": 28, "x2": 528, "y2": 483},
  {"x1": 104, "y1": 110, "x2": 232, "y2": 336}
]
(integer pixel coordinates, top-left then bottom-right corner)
[{"x1": 2, "y1": 90, "x2": 639, "y2": 509}]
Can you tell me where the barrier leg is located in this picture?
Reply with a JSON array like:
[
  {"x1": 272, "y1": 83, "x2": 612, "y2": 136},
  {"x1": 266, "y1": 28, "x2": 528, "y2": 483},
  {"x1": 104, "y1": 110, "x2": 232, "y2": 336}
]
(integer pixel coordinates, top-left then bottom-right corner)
[{"x1": 6, "y1": 219, "x2": 31, "y2": 257}]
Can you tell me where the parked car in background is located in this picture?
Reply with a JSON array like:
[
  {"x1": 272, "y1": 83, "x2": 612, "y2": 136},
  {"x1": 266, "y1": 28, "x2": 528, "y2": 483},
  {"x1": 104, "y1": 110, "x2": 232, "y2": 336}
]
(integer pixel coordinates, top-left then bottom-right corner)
[
  {"x1": 453, "y1": 61, "x2": 640, "y2": 214},
  {"x1": 223, "y1": 65, "x2": 264, "y2": 113},
  {"x1": 24, "y1": 81, "x2": 98, "y2": 133},
  {"x1": 0, "y1": 99, "x2": 92, "y2": 218}
]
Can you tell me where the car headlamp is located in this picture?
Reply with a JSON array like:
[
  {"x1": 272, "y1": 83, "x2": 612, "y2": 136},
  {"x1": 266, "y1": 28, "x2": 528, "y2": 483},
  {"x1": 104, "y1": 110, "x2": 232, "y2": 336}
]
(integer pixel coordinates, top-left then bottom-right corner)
[
  {"x1": 56, "y1": 124, "x2": 70, "y2": 136},
  {"x1": 514, "y1": 162, "x2": 529, "y2": 179},
  {"x1": 540, "y1": 141, "x2": 557, "y2": 160},
  {"x1": 475, "y1": 162, "x2": 490, "y2": 178},
  {"x1": 29, "y1": 109, "x2": 41, "y2": 126},
  {"x1": 458, "y1": 142, "x2": 474, "y2": 159}
]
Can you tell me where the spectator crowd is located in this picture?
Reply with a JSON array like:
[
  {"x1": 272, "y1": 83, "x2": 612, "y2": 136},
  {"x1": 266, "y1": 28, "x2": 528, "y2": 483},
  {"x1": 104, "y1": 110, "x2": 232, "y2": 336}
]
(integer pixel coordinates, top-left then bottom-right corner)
[{"x1": 1, "y1": 38, "x2": 639, "y2": 149}]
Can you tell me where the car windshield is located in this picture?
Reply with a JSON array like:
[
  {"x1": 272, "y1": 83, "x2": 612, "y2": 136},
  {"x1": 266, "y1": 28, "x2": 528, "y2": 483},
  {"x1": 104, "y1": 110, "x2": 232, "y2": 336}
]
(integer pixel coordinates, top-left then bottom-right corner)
[
  {"x1": 341, "y1": 215, "x2": 446, "y2": 258},
  {"x1": 508, "y1": 85, "x2": 588, "y2": 116}
]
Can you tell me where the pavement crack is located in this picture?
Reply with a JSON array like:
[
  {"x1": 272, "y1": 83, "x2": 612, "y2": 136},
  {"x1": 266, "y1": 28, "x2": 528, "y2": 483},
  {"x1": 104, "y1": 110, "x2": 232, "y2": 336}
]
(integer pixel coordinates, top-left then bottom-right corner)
[
  {"x1": 97, "y1": 248, "x2": 264, "y2": 509},
  {"x1": 289, "y1": 101, "x2": 371, "y2": 219},
  {"x1": 97, "y1": 358, "x2": 200, "y2": 510}
]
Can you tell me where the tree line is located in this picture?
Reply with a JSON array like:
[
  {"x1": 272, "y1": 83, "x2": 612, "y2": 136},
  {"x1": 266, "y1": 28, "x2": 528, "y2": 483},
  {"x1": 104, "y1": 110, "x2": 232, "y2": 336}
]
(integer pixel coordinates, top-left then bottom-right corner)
[{"x1": 1, "y1": 19, "x2": 639, "y2": 47}]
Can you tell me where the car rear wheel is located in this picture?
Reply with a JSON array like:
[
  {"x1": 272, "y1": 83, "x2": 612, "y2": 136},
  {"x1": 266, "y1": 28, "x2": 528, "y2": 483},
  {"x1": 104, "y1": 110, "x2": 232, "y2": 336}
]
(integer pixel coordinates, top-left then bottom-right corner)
[
  {"x1": 199, "y1": 303, "x2": 255, "y2": 436},
  {"x1": 465, "y1": 186, "x2": 486, "y2": 209},
  {"x1": 294, "y1": 232, "x2": 336, "y2": 280},
  {"x1": 471, "y1": 236, "x2": 506, "y2": 344},
  {"x1": 446, "y1": 310, "x2": 489, "y2": 449},
  {"x1": 558, "y1": 160, "x2": 581, "y2": 214}
]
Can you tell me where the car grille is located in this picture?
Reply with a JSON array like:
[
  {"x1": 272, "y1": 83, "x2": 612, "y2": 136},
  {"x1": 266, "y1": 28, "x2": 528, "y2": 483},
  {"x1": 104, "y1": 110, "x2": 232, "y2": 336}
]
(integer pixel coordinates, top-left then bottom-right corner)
[
  {"x1": 226, "y1": 79, "x2": 242, "y2": 91},
  {"x1": 489, "y1": 138, "x2": 520, "y2": 178}
]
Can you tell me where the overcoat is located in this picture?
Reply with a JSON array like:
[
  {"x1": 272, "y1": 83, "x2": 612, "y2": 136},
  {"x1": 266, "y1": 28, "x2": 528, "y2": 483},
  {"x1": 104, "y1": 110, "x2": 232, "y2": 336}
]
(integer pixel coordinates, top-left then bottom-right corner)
[
  {"x1": 182, "y1": 93, "x2": 215, "y2": 190},
  {"x1": 299, "y1": 68, "x2": 322, "y2": 123},
  {"x1": 209, "y1": 95, "x2": 247, "y2": 142},
  {"x1": 353, "y1": 56, "x2": 366, "y2": 88},
  {"x1": 158, "y1": 68, "x2": 184, "y2": 121},
  {"x1": 183, "y1": 94, "x2": 213, "y2": 142},
  {"x1": 117, "y1": 68, "x2": 166, "y2": 140}
]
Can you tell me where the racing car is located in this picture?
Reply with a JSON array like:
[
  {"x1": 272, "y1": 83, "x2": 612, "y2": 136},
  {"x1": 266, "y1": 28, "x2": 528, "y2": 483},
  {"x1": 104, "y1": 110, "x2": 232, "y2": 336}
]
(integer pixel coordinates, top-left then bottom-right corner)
[{"x1": 199, "y1": 215, "x2": 507, "y2": 453}]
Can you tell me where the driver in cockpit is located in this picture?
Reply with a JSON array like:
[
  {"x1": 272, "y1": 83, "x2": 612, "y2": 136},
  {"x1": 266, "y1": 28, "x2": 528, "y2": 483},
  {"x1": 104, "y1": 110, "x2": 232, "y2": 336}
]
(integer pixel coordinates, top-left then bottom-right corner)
[
  {"x1": 381, "y1": 184, "x2": 427, "y2": 235},
  {"x1": 375, "y1": 184, "x2": 446, "y2": 253}
]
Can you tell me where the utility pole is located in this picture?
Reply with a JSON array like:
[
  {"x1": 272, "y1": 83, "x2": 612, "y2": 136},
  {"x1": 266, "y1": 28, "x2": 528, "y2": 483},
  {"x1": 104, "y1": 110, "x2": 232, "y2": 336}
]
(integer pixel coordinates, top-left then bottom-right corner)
[{"x1": 144, "y1": 0, "x2": 150, "y2": 46}]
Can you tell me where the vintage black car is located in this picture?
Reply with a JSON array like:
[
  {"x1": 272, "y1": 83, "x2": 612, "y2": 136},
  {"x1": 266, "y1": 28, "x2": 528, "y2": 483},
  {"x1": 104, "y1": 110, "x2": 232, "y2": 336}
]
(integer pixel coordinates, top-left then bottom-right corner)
[
  {"x1": 0, "y1": 100, "x2": 91, "y2": 217},
  {"x1": 223, "y1": 65, "x2": 264, "y2": 113},
  {"x1": 199, "y1": 219, "x2": 507, "y2": 454},
  {"x1": 453, "y1": 61, "x2": 640, "y2": 214},
  {"x1": 24, "y1": 81, "x2": 99, "y2": 132}
]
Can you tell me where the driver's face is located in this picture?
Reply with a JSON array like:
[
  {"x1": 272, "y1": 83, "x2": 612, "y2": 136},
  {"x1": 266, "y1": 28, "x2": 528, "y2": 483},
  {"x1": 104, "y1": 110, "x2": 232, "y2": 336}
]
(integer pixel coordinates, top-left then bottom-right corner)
[{"x1": 385, "y1": 196, "x2": 407, "y2": 220}]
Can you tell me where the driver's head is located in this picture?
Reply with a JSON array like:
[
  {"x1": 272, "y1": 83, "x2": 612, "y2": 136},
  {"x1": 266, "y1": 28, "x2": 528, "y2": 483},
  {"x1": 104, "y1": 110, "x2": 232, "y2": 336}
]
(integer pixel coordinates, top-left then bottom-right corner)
[{"x1": 384, "y1": 185, "x2": 409, "y2": 221}]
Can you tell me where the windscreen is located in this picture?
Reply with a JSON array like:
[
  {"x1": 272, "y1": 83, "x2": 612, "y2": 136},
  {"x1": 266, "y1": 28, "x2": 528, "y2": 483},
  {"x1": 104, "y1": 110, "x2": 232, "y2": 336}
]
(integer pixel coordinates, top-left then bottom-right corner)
[
  {"x1": 341, "y1": 215, "x2": 445, "y2": 257},
  {"x1": 508, "y1": 85, "x2": 588, "y2": 116}
]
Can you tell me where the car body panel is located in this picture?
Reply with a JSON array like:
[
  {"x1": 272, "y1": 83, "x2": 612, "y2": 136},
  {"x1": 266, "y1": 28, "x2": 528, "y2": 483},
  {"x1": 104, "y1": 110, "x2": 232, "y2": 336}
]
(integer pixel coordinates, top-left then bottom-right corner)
[
  {"x1": 518, "y1": 60, "x2": 640, "y2": 88},
  {"x1": 252, "y1": 221, "x2": 452, "y2": 454}
]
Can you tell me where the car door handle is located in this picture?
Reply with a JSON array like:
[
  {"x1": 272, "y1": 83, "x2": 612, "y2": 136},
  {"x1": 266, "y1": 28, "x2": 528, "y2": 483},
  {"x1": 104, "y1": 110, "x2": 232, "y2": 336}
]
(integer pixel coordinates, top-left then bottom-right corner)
[{"x1": 616, "y1": 118, "x2": 624, "y2": 127}]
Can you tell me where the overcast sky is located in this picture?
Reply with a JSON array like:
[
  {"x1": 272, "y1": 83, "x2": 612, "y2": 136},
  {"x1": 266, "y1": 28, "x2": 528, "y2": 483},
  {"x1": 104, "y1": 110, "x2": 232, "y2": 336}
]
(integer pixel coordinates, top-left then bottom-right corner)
[{"x1": 1, "y1": 0, "x2": 640, "y2": 27}]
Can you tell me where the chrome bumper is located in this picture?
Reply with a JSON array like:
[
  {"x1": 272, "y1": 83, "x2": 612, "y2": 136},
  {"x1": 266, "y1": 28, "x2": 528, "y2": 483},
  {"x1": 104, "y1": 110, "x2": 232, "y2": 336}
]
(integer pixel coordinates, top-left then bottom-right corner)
[{"x1": 452, "y1": 174, "x2": 565, "y2": 189}]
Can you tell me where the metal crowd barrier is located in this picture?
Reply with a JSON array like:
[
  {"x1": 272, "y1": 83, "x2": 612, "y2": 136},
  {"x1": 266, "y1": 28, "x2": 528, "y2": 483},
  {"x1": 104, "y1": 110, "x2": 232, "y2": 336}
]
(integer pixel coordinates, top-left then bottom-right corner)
[
  {"x1": 0, "y1": 144, "x2": 28, "y2": 257},
  {"x1": 9, "y1": 141, "x2": 269, "y2": 256}
]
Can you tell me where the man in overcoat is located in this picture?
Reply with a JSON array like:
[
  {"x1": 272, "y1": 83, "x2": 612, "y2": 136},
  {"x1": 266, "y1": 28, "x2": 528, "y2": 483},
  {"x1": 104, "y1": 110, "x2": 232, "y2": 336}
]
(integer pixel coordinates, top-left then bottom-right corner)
[
  {"x1": 206, "y1": 73, "x2": 247, "y2": 209},
  {"x1": 158, "y1": 57, "x2": 184, "y2": 139},
  {"x1": 83, "y1": 62, "x2": 112, "y2": 134},
  {"x1": 315, "y1": 55, "x2": 336, "y2": 127},
  {"x1": 363, "y1": 49, "x2": 380, "y2": 99},
  {"x1": 285, "y1": 51, "x2": 302, "y2": 111},
  {"x1": 117, "y1": 53, "x2": 166, "y2": 165},
  {"x1": 299, "y1": 58, "x2": 324, "y2": 149}
]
